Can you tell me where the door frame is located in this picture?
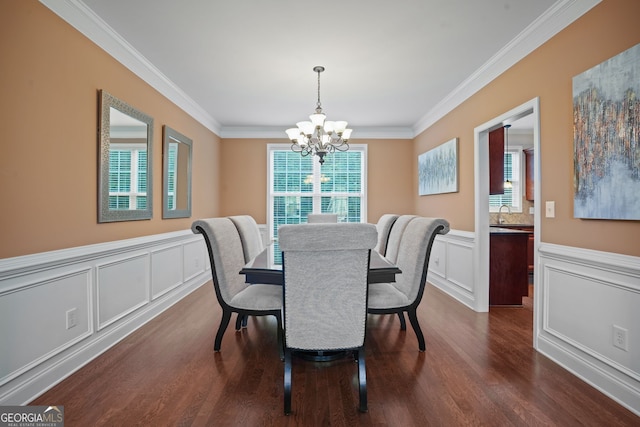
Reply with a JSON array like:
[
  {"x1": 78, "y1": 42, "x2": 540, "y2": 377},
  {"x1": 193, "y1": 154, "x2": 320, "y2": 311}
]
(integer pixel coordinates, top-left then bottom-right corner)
[{"x1": 473, "y1": 97, "x2": 541, "y2": 347}]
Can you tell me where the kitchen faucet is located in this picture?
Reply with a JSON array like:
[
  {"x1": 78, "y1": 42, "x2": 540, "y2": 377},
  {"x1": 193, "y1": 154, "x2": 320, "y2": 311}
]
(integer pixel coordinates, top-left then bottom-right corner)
[{"x1": 498, "y1": 204, "x2": 511, "y2": 224}]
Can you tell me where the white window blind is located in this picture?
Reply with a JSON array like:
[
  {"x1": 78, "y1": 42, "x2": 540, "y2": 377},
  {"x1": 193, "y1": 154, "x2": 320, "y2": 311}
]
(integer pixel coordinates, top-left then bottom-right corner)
[
  {"x1": 268, "y1": 144, "x2": 367, "y2": 263},
  {"x1": 108, "y1": 144, "x2": 147, "y2": 210},
  {"x1": 489, "y1": 148, "x2": 522, "y2": 212}
]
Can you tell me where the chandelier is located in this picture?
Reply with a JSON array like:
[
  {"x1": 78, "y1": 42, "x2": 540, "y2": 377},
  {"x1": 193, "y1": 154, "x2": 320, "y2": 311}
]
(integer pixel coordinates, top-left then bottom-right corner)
[{"x1": 286, "y1": 66, "x2": 352, "y2": 164}]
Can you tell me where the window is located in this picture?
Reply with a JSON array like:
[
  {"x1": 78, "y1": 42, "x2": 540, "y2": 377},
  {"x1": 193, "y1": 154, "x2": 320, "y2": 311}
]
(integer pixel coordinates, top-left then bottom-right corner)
[
  {"x1": 108, "y1": 143, "x2": 148, "y2": 210},
  {"x1": 268, "y1": 144, "x2": 367, "y2": 263},
  {"x1": 489, "y1": 147, "x2": 522, "y2": 212}
]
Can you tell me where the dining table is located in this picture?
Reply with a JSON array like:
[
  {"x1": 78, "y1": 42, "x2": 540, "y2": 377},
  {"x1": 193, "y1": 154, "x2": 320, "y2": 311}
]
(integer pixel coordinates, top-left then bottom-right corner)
[
  {"x1": 239, "y1": 244, "x2": 401, "y2": 285},
  {"x1": 239, "y1": 244, "x2": 401, "y2": 361}
]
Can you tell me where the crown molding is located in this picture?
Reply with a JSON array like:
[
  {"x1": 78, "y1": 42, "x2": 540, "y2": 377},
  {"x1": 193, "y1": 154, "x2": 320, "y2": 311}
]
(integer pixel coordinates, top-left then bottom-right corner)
[
  {"x1": 413, "y1": 0, "x2": 601, "y2": 137},
  {"x1": 39, "y1": 0, "x2": 221, "y2": 135},
  {"x1": 218, "y1": 126, "x2": 415, "y2": 140},
  {"x1": 40, "y1": 0, "x2": 599, "y2": 140}
]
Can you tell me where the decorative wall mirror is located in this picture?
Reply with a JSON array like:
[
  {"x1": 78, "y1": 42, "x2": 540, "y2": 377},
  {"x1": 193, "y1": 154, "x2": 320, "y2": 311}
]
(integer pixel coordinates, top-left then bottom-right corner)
[
  {"x1": 162, "y1": 126, "x2": 192, "y2": 219},
  {"x1": 98, "y1": 90, "x2": 154, "y2": 222}
]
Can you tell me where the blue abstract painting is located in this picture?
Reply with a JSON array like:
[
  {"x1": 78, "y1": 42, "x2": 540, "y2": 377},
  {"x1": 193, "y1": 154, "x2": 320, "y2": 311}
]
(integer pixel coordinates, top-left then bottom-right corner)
[
  {"x1": 573, "y1": 43, "x2": 640, "y2": 220},
  {"x1": 418, "y1": 138, "x2": 458, "y2": 196}
]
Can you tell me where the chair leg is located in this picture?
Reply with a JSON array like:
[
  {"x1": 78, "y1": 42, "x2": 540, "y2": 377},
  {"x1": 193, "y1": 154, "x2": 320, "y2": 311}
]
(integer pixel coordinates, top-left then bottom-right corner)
[
  {"x1": 397, "y1": 312, "x2": 406, "y2": 330},
  {"x1": 214, "y1": 309, "x2": 232, "y2": 351},
  {"x1": 241, "y1": 315, "x2": 248, "y2": 328},
  {"x1": 357, "y1": 347, "x2": 368, "y2": 413},
  {"x1": 276, "y1": 313, "x2": 284, "y2": 361},
  {"x1": 284, "y1": 348, "x2": 292, "y2": 415},
  {"x1": 407, "y1": 308, "x2": 425, "y2": 351},
  {"x1": 235, "y1": 314, "x2": 243, "y2": 331}
]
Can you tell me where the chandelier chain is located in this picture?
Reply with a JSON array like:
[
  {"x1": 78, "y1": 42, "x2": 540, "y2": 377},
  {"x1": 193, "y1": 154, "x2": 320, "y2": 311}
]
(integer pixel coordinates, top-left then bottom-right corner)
[{"x1": 316, "y1": 68, "x2": 322, "y2": 112}]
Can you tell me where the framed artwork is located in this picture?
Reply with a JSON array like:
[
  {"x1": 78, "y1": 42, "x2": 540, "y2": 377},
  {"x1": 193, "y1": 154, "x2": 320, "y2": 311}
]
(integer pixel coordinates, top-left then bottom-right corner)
[
  {"x1": 573, "y1": 42, "x2": 640, "y2": 220},
  {"x1": 418, "y1": 137, "x2": 458, "y2": 196}
]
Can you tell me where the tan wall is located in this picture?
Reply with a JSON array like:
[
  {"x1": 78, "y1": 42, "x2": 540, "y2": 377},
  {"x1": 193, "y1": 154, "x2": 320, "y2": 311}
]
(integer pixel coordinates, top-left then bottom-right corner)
[
  {"x1": 220, "y1": 138, "x2": 414, "y2": 224},
  {"x1": 414, "y1": 0, "x2": 640, "y2": 257},
  {"x1": 0, "y1": 1, "x2": 221, "y2": 259},
  {"x1": 2, "y1": 1, "x2": 639, "y2": 259}
]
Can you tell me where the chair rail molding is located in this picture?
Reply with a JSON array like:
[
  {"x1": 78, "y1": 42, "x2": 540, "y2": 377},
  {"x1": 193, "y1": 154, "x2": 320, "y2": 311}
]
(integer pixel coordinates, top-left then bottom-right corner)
[{"x1": 0, "y1": 230, "x2": 210, "y2": 405}]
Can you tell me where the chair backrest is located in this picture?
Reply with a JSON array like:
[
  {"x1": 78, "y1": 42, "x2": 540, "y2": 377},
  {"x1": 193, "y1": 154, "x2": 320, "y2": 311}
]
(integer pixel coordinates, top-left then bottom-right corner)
[
  {"x1": 392, "y1": 217, "x2": 450, "y2": 305},
  {"x1": 229, "y1": 215, "x2": 264, "y2": 263},
  {"x1": 307, "y1": 213, "x2": 338, "y2": 223},
  {"x1": 374, "y1": 214, "x2": 399, "y2": 255},
  {"x1": 191, "y1": 218, "x2": 249, "y2": 306},
  {"x1": 279, "y1": 223, "x2": 377, "y2": 351},
  {"x1": 384, "y1": 215, "x2": 417, "y2": 263}
]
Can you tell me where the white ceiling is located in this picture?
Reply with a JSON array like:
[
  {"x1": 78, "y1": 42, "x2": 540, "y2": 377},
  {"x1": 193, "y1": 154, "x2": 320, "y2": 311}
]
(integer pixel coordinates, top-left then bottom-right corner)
[{"x1": 42, "y1": 0, "x2": 599, "y2": 137}]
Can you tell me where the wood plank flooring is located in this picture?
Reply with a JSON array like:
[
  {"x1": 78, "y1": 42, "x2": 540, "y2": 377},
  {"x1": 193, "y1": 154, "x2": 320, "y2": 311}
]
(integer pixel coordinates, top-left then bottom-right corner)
[{"x1": 32, "y1": 282, "x2": 638, "y2": 426}]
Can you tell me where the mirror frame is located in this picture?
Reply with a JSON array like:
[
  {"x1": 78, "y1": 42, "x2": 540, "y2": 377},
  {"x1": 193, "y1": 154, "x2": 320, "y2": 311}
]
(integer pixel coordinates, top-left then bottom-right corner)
[
  {"x1": 162, "y1": 126, "x2": 193, "y2": 219},
  {"x1": 98, "y1": 90, "x2": 154, "y2": 223}
]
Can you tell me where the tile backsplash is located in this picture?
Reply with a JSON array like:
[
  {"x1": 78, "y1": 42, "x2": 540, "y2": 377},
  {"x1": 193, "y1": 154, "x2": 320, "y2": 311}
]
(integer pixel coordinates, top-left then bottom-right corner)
[{"x1": 490, "y1": 198, "x2": 534, "y2": 225}]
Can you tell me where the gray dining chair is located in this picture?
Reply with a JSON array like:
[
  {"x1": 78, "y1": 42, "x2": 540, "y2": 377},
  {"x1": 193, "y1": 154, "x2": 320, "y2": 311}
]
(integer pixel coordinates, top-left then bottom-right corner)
[
  {"x1": 229, "y1": 215, "x2": 266, "y2": 329},
  {"x1": 307, "y1": 213, "x2": 338, "y2": 223},
  {"x1": 279, "y1": 223, "x2": 378, "y2": 414},
  {"x1": 374, "y1": 214, "x2": 399, "y2": 256},
  {"x1": 384, "y1": 214, "x2": 417, "y2": 264},
  {"x1": 379, "y1": 214, "x2": 417, "y2": 328},
  {"x1": 368, "y1": 217, "x2": 449, "y2": 351},
  {"x1": 229, "y1": 215, "x2": 264, "y2": 263},
  {"x1": 191, "y1": 218, "x2": 283, "y2": 358}
]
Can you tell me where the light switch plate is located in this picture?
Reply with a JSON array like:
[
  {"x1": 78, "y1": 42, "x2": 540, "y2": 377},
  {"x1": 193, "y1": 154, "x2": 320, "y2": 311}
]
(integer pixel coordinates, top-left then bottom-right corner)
[{"x1": 545, "y1": 201, "x2": 555, "y2": 218}]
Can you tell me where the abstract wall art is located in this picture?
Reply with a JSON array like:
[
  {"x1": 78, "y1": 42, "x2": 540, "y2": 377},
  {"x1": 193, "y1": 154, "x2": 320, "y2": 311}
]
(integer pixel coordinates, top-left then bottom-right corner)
[
  {"x1": 418, "y1": 137, "x2": 458, "y2": 196},
  {"x1": 573, "y1": 43, "x2": 640, "y2": 220}
]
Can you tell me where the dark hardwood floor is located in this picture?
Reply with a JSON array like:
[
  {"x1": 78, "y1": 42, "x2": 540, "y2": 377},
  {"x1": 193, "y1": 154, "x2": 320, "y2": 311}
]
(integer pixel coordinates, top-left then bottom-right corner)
[{"x1": 32, "y1": 282, "x2": 638, "y2": 426}]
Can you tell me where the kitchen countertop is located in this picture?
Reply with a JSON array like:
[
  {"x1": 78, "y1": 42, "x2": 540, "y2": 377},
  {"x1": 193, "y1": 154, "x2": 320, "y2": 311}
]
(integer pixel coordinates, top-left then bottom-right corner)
[{"x1": 490, "y1": 227, "x2": 532, "y2": 234}]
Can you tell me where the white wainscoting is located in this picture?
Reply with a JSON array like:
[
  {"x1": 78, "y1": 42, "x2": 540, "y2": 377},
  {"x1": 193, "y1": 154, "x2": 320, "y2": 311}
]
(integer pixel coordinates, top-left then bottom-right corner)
[
  {"x1": 0, "y1": 230, "x2": 210, "y2": 405},
  {"x1": 428, "y1": 229, "x2": 477, "y2": 310},
  {"x1": 536, "y1": 243, "x2": 640, "y2": 415},
  {"x1": 427, "y1": 230, "x2": 640, "y2": 415}
]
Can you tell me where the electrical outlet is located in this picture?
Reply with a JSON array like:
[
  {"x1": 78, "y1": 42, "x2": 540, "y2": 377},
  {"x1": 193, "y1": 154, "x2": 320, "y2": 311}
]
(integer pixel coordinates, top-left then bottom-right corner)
[
  {"x1": 66, "y1": 308, "x2": 77, "y2": 330},
  {"x1": 613, "y1": 325, "x2": 628, "y2": 351}
]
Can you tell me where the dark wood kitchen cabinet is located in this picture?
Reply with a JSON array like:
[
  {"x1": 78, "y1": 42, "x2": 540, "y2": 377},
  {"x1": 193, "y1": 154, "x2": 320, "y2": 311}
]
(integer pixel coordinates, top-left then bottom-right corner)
[
  {"x1": 489, "y1": 228, "x2": 530, "y2": 306},
  {"x1": 489, "y1": 127, "x2": 505, "y2": 195},
  {"x1": 524, "y1": 148, "x2": 534, "y2": 201}
]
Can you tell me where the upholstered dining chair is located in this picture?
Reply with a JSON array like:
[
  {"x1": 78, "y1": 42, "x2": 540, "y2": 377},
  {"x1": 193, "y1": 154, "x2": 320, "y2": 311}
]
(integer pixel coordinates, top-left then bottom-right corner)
[
  {"x1": 229, "y1": 215, "x2": 264, "y2": 263},
  {"x1": 383, "y1": 214, "x2": 417, "y2": 264},
  {"x1": 379, "y1": 214, "x2": 417, "y2": 329},
  {"x1": 191, "y1": 218, "x2": 283, "y2": 358},
  {"x1": 373, "y1": 214, "x2": 399, "y2": 256},
  {"x1": 279, "y1": 223, "x2": 378, "y2": 414},
  {"x1": 367, "y1": 217, "x2": 449, "y2": 351},
  {"x1": 307, "y1": 213, "x2": 338, "y2": 223},
  {"x1": 229, "y1": 215, "x2": 265, "y2": 329}
]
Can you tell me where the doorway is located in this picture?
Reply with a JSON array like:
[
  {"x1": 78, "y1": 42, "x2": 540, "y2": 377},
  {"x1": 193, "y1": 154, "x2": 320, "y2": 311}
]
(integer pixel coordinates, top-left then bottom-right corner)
[{"x1": 473, "y1": 98, "x2": 541, "y2": 348}]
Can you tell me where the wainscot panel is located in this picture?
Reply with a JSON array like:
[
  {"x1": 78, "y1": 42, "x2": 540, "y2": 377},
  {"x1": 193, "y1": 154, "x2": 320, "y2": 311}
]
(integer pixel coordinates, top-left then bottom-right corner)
[
  {"x1": 0, "y1": 268, "x2": 92, "y2": 387},
  {"x1": 0, "y1": 230, "x2": 210, "y2": 405},
  {"x1": 151, "y1": 244, "x2": 184, "y2": 300},
  {"x1": 428, "y1": 230, "x2": 476, "y2": 310},
  {"x1": 97, "y1": 254, "x2": 150, "y2": 330},
  {"x1": 537, "y1": 243, "x2": 640, "y2": 416}
]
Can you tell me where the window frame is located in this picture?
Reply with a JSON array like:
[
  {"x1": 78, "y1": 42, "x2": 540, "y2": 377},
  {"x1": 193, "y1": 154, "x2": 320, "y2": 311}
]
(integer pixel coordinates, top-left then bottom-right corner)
[
  {"x1": 267, "y1": 143, "x2": 368, "y2": 243},
  {"x1": 489, "y1": 145, "x2": 523, "y2": 213}
]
